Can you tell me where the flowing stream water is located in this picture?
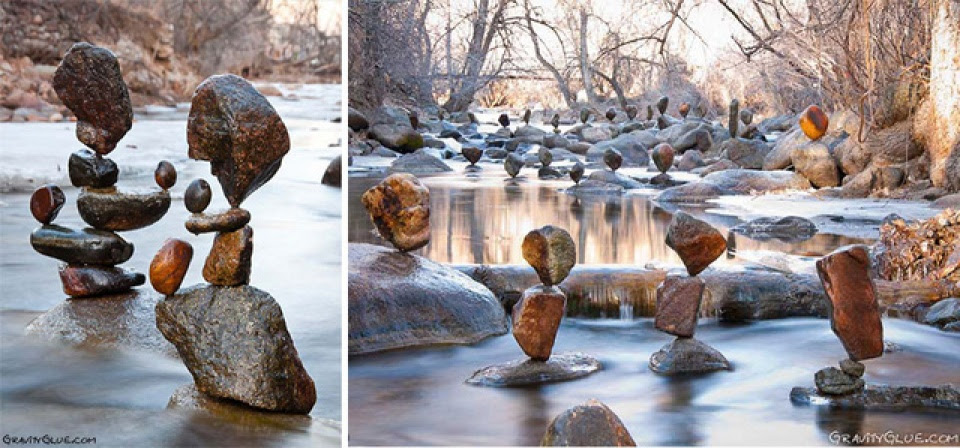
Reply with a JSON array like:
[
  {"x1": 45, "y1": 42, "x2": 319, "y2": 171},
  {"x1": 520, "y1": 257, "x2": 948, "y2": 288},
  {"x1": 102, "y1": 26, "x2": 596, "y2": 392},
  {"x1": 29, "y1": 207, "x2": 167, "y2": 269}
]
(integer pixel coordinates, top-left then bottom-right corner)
[{"x1": 0, "y1": 84, "x2": 342, "y2": 447}]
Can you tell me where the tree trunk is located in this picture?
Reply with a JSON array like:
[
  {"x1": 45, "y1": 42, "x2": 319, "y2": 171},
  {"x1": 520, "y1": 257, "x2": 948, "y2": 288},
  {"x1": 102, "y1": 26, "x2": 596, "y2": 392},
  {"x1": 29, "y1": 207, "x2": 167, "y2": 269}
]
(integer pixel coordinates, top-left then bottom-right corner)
[
  {"x1": 524, "y1": 2, "x2": 575, "y2": 108},
  {"x1": 578, "y1": 8, "x2": 598, "y2": 104},
  {"x1": 929, "y1": 0, "x2": 960, "y2": 191}
]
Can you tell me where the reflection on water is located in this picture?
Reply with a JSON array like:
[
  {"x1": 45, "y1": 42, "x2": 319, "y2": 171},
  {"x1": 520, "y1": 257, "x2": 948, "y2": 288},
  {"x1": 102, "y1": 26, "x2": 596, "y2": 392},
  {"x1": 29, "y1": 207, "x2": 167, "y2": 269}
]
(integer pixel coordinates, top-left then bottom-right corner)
[
  {"x1": 348, "y1": 168, "x2": 868, "y2": 266},
  {"x1": 349, "y1": 318, "x2": 960, "y2": 446}
]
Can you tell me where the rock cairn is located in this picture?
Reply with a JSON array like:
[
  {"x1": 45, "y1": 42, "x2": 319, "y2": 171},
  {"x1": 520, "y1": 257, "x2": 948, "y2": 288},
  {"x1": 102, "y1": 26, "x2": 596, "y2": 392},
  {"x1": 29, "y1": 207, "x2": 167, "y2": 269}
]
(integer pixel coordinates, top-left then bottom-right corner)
[
  {"x1": 29, "y1": 42, "x2": 172, "y2": 299},
  {"x1": 150, "y1": 74, "x2": 315, "y2": 415},
  {"x1": 649, "y1": 211, "x2": 731, "y2": 374}
]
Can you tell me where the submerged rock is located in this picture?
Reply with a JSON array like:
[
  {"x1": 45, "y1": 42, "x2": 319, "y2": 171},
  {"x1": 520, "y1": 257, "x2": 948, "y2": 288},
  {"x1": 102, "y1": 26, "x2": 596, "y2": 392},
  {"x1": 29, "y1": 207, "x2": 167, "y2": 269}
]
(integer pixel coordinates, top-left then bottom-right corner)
[
  {"x1": 541, "y1": 399, "x2": 636, "y2": 447},
  {"x1": 732, "y1": 216, "x2": 817, "y2": 242},
  {"x1": 77, "y1": 188, "x2": 171, "y2": 231},
  {"x1": 167, "y1": 384, "x2": 335, "y2": 433},
  {"x1": 25, "y1": 290, "x2": 175, "y2": 356},
  {"x1": 587, "y1": 170, "x2": 642, "y2": 189},
  {"x1": 649, "y1": 337, "x2": 731, "y2": 375},
  {"x1": 31, "y1": 225, "x2": 133, "y2": 265},
  {"x1": 348, "y1": 243, "x2": 507, "y2": 354},
  {"x1": 156, "y1": 284, "x2": 316, "y2": 414},
  {"x1": 466, "y1": 353, "x2": 601, "y2": 387},
  {"x1": 512, "y1": 285, "x2": 566, "y2": 361},
  {"x1": 790, "y1": 384, "x2": 960, "y2": 410}
]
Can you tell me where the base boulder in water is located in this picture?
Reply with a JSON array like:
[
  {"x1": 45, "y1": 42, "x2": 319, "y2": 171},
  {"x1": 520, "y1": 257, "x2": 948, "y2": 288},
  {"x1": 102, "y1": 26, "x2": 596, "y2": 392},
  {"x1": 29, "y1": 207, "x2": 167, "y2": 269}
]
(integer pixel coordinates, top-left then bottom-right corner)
[
  {"x1": 649, "y1": 337, "x2": 731, "y2": 375},
  {"x1": 466, "y1": 352, "x2": 601, "y2": 387},
  {"x1": 541, "y1": 399, "x2": 636, "y2": 446}
]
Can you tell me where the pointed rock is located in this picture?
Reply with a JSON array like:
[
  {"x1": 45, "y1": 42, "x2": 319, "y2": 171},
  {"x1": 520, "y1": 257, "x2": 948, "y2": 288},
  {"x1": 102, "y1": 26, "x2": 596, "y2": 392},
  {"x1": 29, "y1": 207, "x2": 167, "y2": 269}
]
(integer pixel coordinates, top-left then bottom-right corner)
[
  {"x1": 816, "y1": 245, "x2": 883, "y2": 361},
  {"x1": 665, "y1": 211, "x2": 726, "y2": 276}
]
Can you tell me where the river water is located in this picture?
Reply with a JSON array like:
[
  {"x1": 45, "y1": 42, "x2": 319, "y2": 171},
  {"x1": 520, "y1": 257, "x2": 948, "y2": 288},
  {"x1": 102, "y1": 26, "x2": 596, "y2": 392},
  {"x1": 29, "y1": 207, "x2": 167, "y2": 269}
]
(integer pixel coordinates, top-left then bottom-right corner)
[{"x1": 0, "y1": 84, "x2": 342, "y2": 447}]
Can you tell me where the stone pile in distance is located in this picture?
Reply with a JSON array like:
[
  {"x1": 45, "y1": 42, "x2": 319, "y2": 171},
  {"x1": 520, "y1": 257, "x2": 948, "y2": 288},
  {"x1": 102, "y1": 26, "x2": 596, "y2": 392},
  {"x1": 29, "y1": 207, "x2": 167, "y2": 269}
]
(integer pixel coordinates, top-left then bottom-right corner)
[
  {"x1": 29, "y1": 42, "x2": 173, "y2": 299},
  {"x1": 649, "y1": 211, "x2": 732, "y2": 374},
  {"x1": 147, "y1": 73, "x2": 316, "y2": 415}
]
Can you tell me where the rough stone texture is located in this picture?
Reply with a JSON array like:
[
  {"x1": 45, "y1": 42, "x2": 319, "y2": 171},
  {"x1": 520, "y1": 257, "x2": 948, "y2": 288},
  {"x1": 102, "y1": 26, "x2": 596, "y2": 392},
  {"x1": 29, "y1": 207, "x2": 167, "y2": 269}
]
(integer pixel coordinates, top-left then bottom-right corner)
[
  {"x1": 569, "y1": 162, "x2": 585, "y2": 184},
  {"x1": 649, "y1": 337, "x2": 732, "y2": 375},
  {"x1": 156, "y1": 284, "x2": 316, "y2": 414},
  {"x1": 764, "y1": 127, "x2": 806, "y2": 170},
  {"x1": 369, "y1": 124, "x2": 424, "y2": 153},
  {"x1": 53, "y1": 42, "x2": 132, "y2": 154},
  {"x1": 25, "y1": 290, "x2": 175, "y2": 357},
  {"x1": 799, "y1": 105, "x2": 829, "y2": 140},
  {"x1": 566, "y1": 180, "x2": 626, "y2": 196},
  {"x1": 203, "y1": 226, "x2": 253, "y2": 286},
  {"x1": 731, "y1": 216, "x2": 817, "y2": 242},
  {"x1": 185, "y1": 208, "x2": 251, "y2": 234},
  {"x1": 538, "y1": 147, "x2": 553, "y2": 167},
  {"x1": 589, "y1": 134, "x2": 650, "y2": 167},
  {"x1": 817, "y1": 245, "x2": 883, "y2": 361},
  {"x1": 68, "y1": 149, "x2": 118, "y2": 188},
  {"x1": 29, "y1": 184, "x2": 65, "y2": 225},
  {"x1": 657, "y1": 182, "x2": 727, "y2": 203},
  {"x1": 654, "y1": 275, "x2": 704, "y2": 337},
  {"x1": 361, "y1": 173, "x2": 431, "y2": 252},
  {"x1": 791, "y1": 142, "x2": 840, "y2": 188},
  {"x1": 321, "y1": 155, "x2": 342, "y2": 187},
  {"x1": 184, "y1": 179, "x2": 212, "y2": 214},
  {"x1": 348, "y1": 107, "x2": 369, "y2": 131},
  {"x1": 815, "y1": 367, "x2": 865, "y2": 395},
  {"x1": 522, "y1": 226, "x2": 576, "y2": 287},
  {"x1": 187, "y1": 74, "x2": 290, "y2": 207},
  {"x1": 77, "y1": 187, "x2": 171, "y2": 231},
  {"x1": 665, "y1": 211, "x2": 727, "y2": 276},
  {"x1": 512, "y1": 285, "x2": 566, "y2": 361},
  {"x1": 676, "y1": 150, "x2": 705, "y2": 171},
  {"x1": 504, "y1": 153, "x2": 523, "y2": 178},
  {"x1": 839, "y1": 358, "x2": 865, "y2": 378},
  {"x1": 652, "y1": 143, "x2": 674, "y2": 173},
  {"x1": 59, "y1": 265, "x2": 144, "y2": 298},
  {"x1": 541, "y1": 399, "x2": 636, "y2": 447},
  {"x1": 466, "y1": 352, "x2": 601, "y2": 387},
  {"x1": 149, "y1": 238, "x2": 194, "y2": 295},
  {"x1": 790, "y1": 385, "x2": 960, "y2": 410},
  {"x1": 462, "y1": 147, "x2": 483, "y2": 165},
  {"x1": 348, "y1": 243, "x2": 507, "y2": 354},
  {"x1": 31, "y1": 225, "x2": 133, "y2": 265},
  {"x1": 167, "y1": 384, "x2": 328, "y2": 432},
  {"x1": 387, "y1": 150, "x2": 452, "y2": 175},
  {"x1": 603, "y1": 148, "x2": 623, "y2": 171},
  {"x1": 154, "y1": 160, "x2": 177, "y2": 190},
  {"x1": 721, "y1": 138, "x2": 769, "y2": 169}
]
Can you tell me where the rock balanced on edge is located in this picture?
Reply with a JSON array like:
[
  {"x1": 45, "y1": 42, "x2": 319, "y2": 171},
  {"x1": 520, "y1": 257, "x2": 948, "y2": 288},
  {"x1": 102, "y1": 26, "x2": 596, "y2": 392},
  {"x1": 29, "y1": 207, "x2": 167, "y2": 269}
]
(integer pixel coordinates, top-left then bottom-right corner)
[
  {"x1": 150, "y1": 74, "x2": 316, "y2": 415},
  {"x1": 650, "y1": 211, "x2": 731, "y2": 374},
  {"x1": 29, "y1": 42, "x2": 173, "y2": 299},
  {"x1": 361, "y1": 173, "x2": 431, "y2": 252}
]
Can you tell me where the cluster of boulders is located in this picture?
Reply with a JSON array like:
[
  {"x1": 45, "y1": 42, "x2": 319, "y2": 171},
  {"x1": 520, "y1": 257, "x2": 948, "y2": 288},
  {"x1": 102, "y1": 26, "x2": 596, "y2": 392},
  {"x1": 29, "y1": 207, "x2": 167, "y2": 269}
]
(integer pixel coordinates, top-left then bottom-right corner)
[
  {"x1": 147, "y1": 73, "x2": 316, "y2": 415},
  {"x1": 649, "y1": 212, "x2": 732, "y2": 374},
  {"x1": 28, "y1": 43, "x2": 171, "y2": 298}
]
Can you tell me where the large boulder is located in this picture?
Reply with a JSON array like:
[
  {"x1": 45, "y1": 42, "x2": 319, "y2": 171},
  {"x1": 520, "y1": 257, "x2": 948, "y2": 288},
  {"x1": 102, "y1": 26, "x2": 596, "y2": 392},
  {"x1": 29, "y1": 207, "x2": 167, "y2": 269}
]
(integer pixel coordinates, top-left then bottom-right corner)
[
  {"x1": 156, "y1": 284, "x2": 316, "y2": 414},
  {"x1": 649, "y1": 337, "x2": 731, "y2": 374},
  {"x1": 816, "y1": 245, "x2": 883, "y2": 361},
  {"x1": 580, "y1": 125, "x2": 616, "y2": 143},
  {"x1": 702, "y1": 169, "x2": 812, "y2": 194},
  {"x1": 588, "y1": 134, "x2": 650, "y2": 167},
  {"x1": 387, "y1": 150, "x2": 453, "y2": 175},
  {"x1": 656, "y1": 182, "x2": 727, "y2": 203},
  {"x1": 541, "y1": 399, "x2": 636, "y2": 447},
  {"x1": 369, "y1": 124, "x2": 425, "y2": 154},
  {"x1": 361, "y1": 173, "x2": 431, "y2": 252},
  {"x1": 763, "y1": 127, "x2": 806, "y2": 170},
  {"x1": 719, "y1": 138, "x2": 770, "y2": 169},
  {"x1": 833, "y1": 137, "x2": 872, "y2": 176},
  {"x1": 791, "y1": 142, "x2": 840, "y2": 188},
  {"x1": 187, "y1": 74, "x2": 290, "y2": 207},
  {"x1": 348, "y1": 243, "x2": 507, "y2": 354},
  {"x1": 348, "y1": 107, "x2": 369, "y2": 131}
]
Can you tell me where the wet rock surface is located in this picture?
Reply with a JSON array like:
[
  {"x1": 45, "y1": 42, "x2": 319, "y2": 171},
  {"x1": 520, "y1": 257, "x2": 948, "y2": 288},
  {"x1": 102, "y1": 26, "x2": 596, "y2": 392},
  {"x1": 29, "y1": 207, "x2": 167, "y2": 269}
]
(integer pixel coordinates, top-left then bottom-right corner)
[
  {"x1": 155, "y1": 284, "x2": 316, "y2": 414},
  {"x1": 25, "y1": 290, "x2": 176, "y2": 357},
  {"x1": 184, "y1": 179, "x2": 212, "y2": 213},
  {"x1": 29, "y1": 184, "x2": 65, "y2": 224},
  {"x1": 541, "y1": 399, "x2": 636, "y2": 447},
  {"x1": 361, "y1": 173, "x2": 431, "y2": 252},
  {"x1": 369, "y1": 124, "x2": 424, "y2": 153},
  {"x1": 149, "y1": 239, "x2": 193, "y2": 296},
  {"x1": 185, "y1": 208, "x2": 251, "y2": 234},
  {"x1": 814, "y1": 367, "x2": 865, "y2": 395},
  {"x1": 587, "y1": 170, "x2": 642, "y2": 189},
  {"x1": 202, "y1": 225, "x2": 253, "y2": 286},
  {"x1": 58, "y1": 265, "x2": 144, "y2": 298},
  {"x1": 732, "y1": 216, "x2": 817, "y2": 242},
  {"x1": 68, "y1": 149, "x2": 118, "y2": 188},
  {"x1": 167, "y1": 384, "x2": 327, "y2": 430},
  {"x1": 504, "y1": 152, "x2": 523, "y2": 177},
  {"x1": 53, "y1": 43, "x2": 133, "y2": 154},
  {"x1": 30, "y1": 225, "x2": 134, "y2": 265},
  {"x1": 816, "y1": 245, "x2": 883, "y2": 361},
  {"x1": 649, "y1": 337, "x2": 732, "y2": 374},
  {"x1": 187, "y1": 74, "x2": 290, "y2": 207},
  {"x1": 321, "y1": 155, "x2": 342, "y2": 187},
  {"x1": 790, "y1": 385, "x2": 960, "y2": 410},
  {"x1": 466, "y1": 353, "x2": 601, "y2": 387},
  {"x1": 77, "y1": 187, "x2": 171, "y2": 231},
  {"x1": 665, "y1": 211, "x2": 727, "y2": 276},
  {"x1": 654, "y1": 275, "x2": 704, "y2": 338},
  {"x1": 348, "y1": 243, "x2": 507, "y2": 354}
]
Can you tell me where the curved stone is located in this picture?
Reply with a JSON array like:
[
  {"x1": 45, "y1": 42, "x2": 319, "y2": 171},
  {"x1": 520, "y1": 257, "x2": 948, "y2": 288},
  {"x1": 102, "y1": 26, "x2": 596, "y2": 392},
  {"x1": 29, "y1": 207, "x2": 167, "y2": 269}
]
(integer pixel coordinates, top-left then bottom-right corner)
[
  {"x1": 185, "y1": 179, "x2": 212, "y2": 214},
  {"x1": 58, "y1": 265, "x2": 145, "y2": 298},
  {"x1": 29, "y1": 184, "x2": 65, "y2": 225},
  {"x1": 465, "y1": 352, "x2": 601, "y2": 387},
  {"x1": 156, "y1": 284, "x2": 316, "y2": 414},
  {"x1": 185, "y1": 208, "x2": 251, "y2": 234},
  {"x1": 149, "y1": 239, "x2": 193, "y2": 296},
  {"x1": 587, "y1": 170, "x2": 642, "y2": 189},
  {"x1": 187, "y1": 74, "x2": 290, "y2": 207},
  {"x1": 53, "y1": 43, "x2": 132, "y2": 154},
  {"x1": 77, "y1": 188, "x2": 171, "y2": 231},
  {"x1": 25, "y1": 290, "x2": 176, "y2": 357},
  {"x1": 522, "y1": 226, "x2": 576, "y2": 287},
  {"x1": 68, "y1": 149, "x2": 118, "y2": 188},
  {"x1": 203, "y1": 225, "x2": 253, "y2": 286},
  {"x1": 387, "y1": 150, "x2": 452, "y2": 175},
  {"x1": 649, "y1": 337, "x2": 732, "y2": 375},
  {"x1": 348, "y1": 243, "x2": 507, "y2": 354},
  {"x1": 789, "y1": 385, "x2": 960, "y2": 410},
  {"x1": 30, "y1": 225, "x2": 133, "y2": 265},
  {"x1": 361, "y1": 173, "x2": 431, "y2": 252},
  {"x1": 541, "y1": 399, "x2": 636, "y2": 447}
]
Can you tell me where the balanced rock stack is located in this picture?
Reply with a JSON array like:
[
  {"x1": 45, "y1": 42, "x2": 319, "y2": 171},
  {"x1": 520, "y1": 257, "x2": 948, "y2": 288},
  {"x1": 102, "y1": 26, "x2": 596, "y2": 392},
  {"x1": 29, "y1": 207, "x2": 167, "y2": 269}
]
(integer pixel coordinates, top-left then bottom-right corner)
[
  {"x1": 649, "y1": 211, "x2": 732, "y2": 374},
  {"x1": 151, "y1": 74, "x2": 316, "y2": 415},
  {"x1": 29, "y1": 42, "x2": 172, "y2": 299},
  {"x1": 467, "y1": 225, "x2": 601, "y2": 387},
  {"x1": 650, "y1": 143, "x2": 675, "y2": 185}
]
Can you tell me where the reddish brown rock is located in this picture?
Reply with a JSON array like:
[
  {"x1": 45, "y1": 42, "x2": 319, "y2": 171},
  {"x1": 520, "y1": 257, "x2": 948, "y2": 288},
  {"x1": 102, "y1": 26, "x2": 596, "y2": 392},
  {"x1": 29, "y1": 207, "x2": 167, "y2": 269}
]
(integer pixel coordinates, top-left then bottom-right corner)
[
  {"x1": 30, "y1": 184, "x2": 65, "y2": 224},
  {"x1": 53, "y1": 43, "x2": 132, "y2": 154},
  {"x1": 59, "y1": 265, "x2": 145, "y2": 298},
  {"x1": 542, "y1": 399, "x2": 636, "y2": 447},
  {"x1": 361, "y1": 173, "x2": 430, "y2": 252},
  {"x1": 522, "y1": 225, "x2": 576, "y2": 287},
  {"x1": 800, "y1": 105, "x2": 829, "y2": 141},
  {"x1": 150, "y1": 239, "x2": 194, "y2": 295},
  {"x1": 155, "y1": 161, "x2": 177, "y2": 190},
  {"x1": 816, "y1": 245, "x2": 883, "y2": 361},
  {"x1": 512, "y1": 285, "x2": 566, "y2": 361},
  {"x1": 654, "y1": 275, "x2": 705, "y2": 337},
  {"x1": 652, "y1": 143, "x2": 675, "y2": 174},
  {"x1": 203, "y1": 226, "x2": 253, "y2": 286},
  {"x1": 185, "y1": 208, "x2": 251, "y2": 234},
  {"x1": 678, "y1": 103, "x2": 691, "y2": 118},
  {"x1": 187, "y1": 74, "x2": 290, "y2": 207},
  {"x1": 68, "y1": 149, "x2": 118, "y2": 188},
  {"x1": 462, "y1": 147, "x2": 483, "y2": 165},
  {"x1": 665, "y1": 211, "x2": 727, "y2": 276}
]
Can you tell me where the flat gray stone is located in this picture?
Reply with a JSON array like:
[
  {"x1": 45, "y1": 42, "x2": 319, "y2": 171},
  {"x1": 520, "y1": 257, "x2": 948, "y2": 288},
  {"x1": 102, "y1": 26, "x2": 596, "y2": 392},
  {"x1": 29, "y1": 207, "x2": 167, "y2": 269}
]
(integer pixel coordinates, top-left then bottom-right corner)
[
  {"x1": 466, "y1": 352, "x2": 601, "y2": 387},
  {"x1": 649, "y1": 337, "x2": 731, "y2": 375},
  {"x1": 790, "y1": 384, "x2": 960, "y2": 410}
]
